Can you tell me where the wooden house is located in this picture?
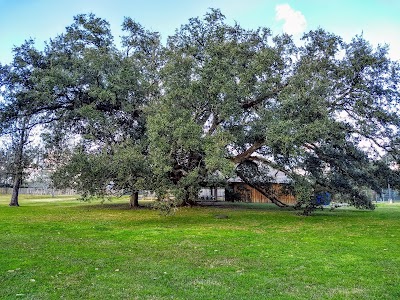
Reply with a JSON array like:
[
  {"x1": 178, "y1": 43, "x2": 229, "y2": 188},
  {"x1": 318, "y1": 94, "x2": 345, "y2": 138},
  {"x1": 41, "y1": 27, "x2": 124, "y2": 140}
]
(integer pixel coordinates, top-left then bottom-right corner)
[
  {"x1": 225, "y1": 169, "x2": 296, "y2": 205},
  {"x1": 226, "y1": 181, "x2": 296, "y2": 205}
]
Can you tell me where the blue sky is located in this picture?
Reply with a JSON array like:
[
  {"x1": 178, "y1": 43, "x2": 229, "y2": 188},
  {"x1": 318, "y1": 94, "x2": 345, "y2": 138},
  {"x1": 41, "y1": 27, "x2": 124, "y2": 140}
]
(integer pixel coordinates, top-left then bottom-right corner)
[{"x1": 1, "y1": 0, "x2": 399, "y2": 64}]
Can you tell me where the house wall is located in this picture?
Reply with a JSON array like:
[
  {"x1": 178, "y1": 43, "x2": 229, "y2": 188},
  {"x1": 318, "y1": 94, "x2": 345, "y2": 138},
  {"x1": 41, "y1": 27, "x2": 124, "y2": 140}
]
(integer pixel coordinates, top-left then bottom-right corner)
[{"x1": 229, "y1": 183, "x2": 296, "y2": 205}]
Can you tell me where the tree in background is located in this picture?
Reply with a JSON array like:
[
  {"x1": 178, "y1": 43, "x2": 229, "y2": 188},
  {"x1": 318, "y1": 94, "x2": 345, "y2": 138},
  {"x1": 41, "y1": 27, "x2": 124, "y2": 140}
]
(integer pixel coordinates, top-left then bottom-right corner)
[
  {"x1": 0, "y1": 40, "x2": 45, "y2": 206},
  {"x1": 0, "y1": 147, "x2": 11, "y2": 187}
]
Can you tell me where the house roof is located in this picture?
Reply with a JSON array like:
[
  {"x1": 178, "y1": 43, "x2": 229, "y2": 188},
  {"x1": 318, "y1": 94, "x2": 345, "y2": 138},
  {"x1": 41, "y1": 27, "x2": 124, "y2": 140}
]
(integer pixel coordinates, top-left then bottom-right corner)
[{"x1": 228, "y1": 167, "x2": 291, "y2": 184}]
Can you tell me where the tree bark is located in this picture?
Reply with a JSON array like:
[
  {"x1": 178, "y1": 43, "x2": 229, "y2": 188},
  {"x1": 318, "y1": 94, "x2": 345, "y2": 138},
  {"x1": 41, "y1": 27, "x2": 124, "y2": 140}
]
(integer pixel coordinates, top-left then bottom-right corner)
[
  {"x1": 181, "y1": 186, "x2": 196, "y2": 206},
  {"x1": 129, "y1": 190, "x2": 139, "y2": 208},
  {"x1": 9, "y1": 174, "x2": 21, "y2": 206},
  {"x1": 9, "y1": 121, "x2": 27, "y2": 207},
  {"x1": 231, "y1": 140, "x2": 264, "y2": 164}
]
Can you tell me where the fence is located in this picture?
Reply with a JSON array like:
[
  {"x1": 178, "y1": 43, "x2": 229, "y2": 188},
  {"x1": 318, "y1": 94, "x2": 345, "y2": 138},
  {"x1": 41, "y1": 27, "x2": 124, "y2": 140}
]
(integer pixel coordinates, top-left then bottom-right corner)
[
  {"x1": 0, "y1": 187, "x2": 76, "y2": 196},
  {"x1": 378, "y1": 188, "x2": 400, "y2": 202}
]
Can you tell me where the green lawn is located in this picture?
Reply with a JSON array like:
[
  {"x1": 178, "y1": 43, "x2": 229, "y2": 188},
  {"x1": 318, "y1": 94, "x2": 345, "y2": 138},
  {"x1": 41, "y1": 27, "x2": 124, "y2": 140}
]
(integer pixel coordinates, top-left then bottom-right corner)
[{"x1": 1, "y1": 195, "x2": 399, "y2": 299}]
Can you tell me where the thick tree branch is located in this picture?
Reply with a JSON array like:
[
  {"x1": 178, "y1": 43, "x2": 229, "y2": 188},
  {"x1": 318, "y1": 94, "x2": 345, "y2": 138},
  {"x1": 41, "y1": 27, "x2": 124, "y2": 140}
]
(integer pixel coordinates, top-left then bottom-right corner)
[
  {"x1": 231, "y1": 140, "x2": 265, "y2": 164},
  {"x1": 241, "y1": 84, "x2": 287, "y2": 109}
]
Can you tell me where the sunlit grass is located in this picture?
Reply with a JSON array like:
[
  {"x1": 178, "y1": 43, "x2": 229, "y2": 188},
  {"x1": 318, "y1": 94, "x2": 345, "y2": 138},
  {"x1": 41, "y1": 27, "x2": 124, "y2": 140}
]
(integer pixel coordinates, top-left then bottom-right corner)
[{"x1": 1, "y1": 194, "x2": 400, "y2": 299}]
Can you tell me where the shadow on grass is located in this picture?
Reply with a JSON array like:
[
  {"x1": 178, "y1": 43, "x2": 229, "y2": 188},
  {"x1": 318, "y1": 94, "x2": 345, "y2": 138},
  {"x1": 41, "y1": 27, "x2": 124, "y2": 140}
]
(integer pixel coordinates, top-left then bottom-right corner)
[
  {"x1": 197, "y1": 201, "x2": 296, "y2": 211},
  {"x1": 73, "y1": 199, "x2": 381, "y2": 220},
  {"x1": 78, "y1": 200, "x2": 296, "y2": 212},
  {"x1": 76, "y1": 201, "x2": 154, "y2": 211}
]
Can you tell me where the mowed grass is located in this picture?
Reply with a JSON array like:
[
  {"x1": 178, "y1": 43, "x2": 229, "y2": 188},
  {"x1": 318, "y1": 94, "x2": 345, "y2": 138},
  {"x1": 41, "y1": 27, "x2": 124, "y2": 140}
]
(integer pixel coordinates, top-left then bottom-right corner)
[{"x1": 1, "y1": 195, "x2": 400, "y2": 299}]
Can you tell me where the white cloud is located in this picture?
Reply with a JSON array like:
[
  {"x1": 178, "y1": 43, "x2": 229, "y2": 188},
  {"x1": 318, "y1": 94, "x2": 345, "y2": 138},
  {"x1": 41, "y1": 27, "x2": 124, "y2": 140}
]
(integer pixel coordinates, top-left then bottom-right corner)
[{"x1": 275, "y1": 4, "x2": 307, "y2": 35}]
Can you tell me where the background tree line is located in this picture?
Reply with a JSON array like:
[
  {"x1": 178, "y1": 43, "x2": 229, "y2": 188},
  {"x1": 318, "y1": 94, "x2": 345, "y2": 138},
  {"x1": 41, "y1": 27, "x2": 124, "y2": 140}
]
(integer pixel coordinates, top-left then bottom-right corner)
[{"x1": 1, "y1": 10, "x2": 399, "y2": 213}]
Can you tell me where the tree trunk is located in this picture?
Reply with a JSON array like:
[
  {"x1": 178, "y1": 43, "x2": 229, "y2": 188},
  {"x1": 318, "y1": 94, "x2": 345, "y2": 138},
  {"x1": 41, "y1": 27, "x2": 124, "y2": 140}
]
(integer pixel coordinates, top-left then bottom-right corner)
[
  {"x1": 9, "y1": 121, "x2": 27, "y2": 207},
  {"x1": 179, "y1": 187, "x2": 196, "y2": 206},
  {"x1": 9, "y1": 174, "x2": 21, "y2": 206},
  {"x1": 129, "y1": 191, "x2": 139, "y2": 208}
]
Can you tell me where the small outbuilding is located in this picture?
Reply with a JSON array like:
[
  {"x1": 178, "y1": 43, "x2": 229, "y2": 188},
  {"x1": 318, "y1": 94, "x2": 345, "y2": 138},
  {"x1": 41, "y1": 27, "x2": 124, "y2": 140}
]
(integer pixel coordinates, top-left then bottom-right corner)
[{"x1": 225, "y1": 169, "x2": 296, "y2": 205}]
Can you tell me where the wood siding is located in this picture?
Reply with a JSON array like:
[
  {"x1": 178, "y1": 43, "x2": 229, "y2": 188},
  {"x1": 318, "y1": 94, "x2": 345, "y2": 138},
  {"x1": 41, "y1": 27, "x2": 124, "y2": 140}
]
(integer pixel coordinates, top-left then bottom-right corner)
[{"x1": 229, "y1": 183, "x2": 296, "y2": 205}]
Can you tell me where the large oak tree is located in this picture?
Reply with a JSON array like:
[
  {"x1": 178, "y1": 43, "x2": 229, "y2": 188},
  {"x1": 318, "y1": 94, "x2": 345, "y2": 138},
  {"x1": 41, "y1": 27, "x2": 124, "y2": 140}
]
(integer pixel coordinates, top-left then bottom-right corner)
[
  {"x1": 149, "y1": 9, "x2": 400, "y2": 212},
  {"x1": 1, "y1": 10, "x2": 399, "y2": 213}
]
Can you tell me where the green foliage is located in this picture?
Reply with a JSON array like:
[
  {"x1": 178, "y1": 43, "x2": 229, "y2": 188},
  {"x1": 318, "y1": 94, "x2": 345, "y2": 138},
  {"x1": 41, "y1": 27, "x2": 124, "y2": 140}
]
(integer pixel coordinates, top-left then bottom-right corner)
[
  {"x1": 31, "y1": 14, "x2": 162, "y2": 203},
  {"x1": 1, "y1": 10, "x2": 399, "y2": 212},
  {"x1": 52, "y1": 142, "x2": 150, "y2": 201},
  {"x1": 0, "y1": 40, "x2": 48, "y2": 205},
  {"x1": 155, "y1": 10, "x2": 400, "y2": 213},
  {"x1": 151, "y1": 197, "x2": 179, "y2": 216}
]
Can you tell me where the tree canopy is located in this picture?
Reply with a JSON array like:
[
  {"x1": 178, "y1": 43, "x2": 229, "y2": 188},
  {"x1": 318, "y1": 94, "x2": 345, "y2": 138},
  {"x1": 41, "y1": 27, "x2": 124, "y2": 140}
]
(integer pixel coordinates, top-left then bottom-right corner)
[{"x1": 1, "y1": 9, "x2": 399, "y2": 213}]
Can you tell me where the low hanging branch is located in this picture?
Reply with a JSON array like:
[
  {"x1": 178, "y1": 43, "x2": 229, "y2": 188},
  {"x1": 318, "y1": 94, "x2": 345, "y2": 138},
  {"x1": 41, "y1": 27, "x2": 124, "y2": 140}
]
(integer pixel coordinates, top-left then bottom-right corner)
[{"x1": 235, "y1": 160, "x2": 291, "y2": 208}]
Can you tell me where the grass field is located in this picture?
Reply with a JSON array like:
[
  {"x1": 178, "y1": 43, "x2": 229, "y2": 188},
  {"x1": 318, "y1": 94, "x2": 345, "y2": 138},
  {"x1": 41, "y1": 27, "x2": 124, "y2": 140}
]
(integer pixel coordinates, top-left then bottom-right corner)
[{"x1": 1, "y1": 195, "x2": 400, "y2": 299}]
